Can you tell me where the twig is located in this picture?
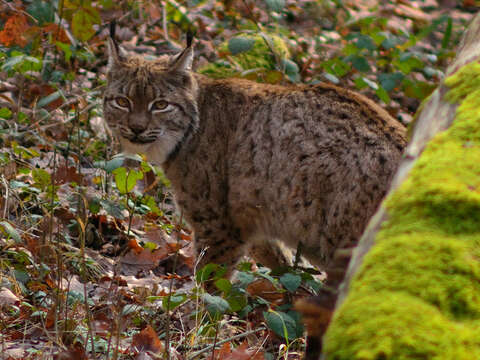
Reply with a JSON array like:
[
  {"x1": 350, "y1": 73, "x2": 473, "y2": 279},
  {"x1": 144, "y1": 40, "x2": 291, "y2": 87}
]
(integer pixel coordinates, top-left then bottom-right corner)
[
  {"x1": 165, "y1": 211, "x2": 183, "y2": 360},
  {"x1": 71, "y1": 104, "x2": 97, "y2": 360},
  {"x1": 1, "y1": 175, "x2": 9, "y2": 219},
  {"x1": 210, "y1": 321, "x2": 220, "y2": 360},
  {"x1": 162, "y1": 0, "x2": 169, "y2": 42},
  {"x1": 187, "y1": 327, "x2": 267, "y2": 360},
  {"x1": 50, "y1": 147, "x2": 60, "y2": 344}
]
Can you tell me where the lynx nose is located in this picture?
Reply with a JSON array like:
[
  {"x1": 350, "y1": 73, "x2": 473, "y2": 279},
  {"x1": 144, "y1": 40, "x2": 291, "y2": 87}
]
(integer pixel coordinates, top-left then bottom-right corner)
[{"x1": 129, "y1": 123, "x2": 146, "y2": 135}]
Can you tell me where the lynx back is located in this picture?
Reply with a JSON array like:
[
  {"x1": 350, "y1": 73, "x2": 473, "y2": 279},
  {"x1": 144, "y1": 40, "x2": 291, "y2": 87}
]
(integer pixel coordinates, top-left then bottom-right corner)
[{"x1": 104, "y1": 36, "x2": 407, "y2": 289}]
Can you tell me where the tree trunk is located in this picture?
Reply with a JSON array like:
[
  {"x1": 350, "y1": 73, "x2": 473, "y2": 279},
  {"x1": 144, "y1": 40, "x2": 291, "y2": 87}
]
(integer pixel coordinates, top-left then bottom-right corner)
[{"x1": 323, "y1": 12, "x2": 480, "y2": 360}]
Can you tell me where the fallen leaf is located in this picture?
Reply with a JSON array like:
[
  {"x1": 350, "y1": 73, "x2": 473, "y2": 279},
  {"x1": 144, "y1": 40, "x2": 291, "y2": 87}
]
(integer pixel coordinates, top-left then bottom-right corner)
[
  {"x1": 128, "y1": 239, "x2": 144, "y2": 254},
  {"x1": 217, "y1": 341, "x2": 264, "y2": 360},
  {"x1": 53, "y1": 164, "x2": 84, "y2": 185},
  {"x1": 56, "y1": 342, "x2": 88, "y2": 360},
  {"x1": 246, "y1": 279, "x2": 284, "y2": 304},
  {"x1": 41, "y1": 23, "x2": 70, "y2": 44},
  {"x1": 0, "y1": 14, "x2": 29, "y2": 47},
  {"x1": 0, "y1": 287, "x2": 19, "y2": 306},
  {"x1": 131, "y1": 325, "x2": 164, "y2": 353}
]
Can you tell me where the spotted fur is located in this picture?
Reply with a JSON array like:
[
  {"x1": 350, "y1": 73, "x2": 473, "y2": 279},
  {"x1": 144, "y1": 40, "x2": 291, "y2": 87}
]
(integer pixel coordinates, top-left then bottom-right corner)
[{"x1": 104, "y1": 38, "x2": 407, "y2": 285}]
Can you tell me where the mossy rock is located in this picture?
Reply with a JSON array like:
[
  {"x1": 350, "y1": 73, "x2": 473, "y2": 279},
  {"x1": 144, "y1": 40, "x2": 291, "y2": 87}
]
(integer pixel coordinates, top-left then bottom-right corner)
[
  {"x1": 324, "y1": 61, "x2": 480, "y2": 359},
  {"x1": 198, "y1": 33, "x2": 290, "y2": 79},
  {"x1": 325, "y1": 292, "x2": 480, "y2": 360}
]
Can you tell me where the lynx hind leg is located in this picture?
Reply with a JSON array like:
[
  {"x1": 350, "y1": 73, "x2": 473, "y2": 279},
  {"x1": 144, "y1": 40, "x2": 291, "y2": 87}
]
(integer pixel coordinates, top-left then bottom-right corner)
[{"x1": 248, "y1": 237, "x2": 293, "y2": 270}]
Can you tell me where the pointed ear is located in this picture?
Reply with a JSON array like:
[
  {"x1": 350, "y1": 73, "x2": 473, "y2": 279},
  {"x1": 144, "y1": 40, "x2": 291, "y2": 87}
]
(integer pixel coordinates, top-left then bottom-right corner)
[
  {"x1": 170, "y1": 45, "x2": 194, "y2": 72},
  {"x1": 106, "y1": 36, "x2": 123, "y2": 72}
]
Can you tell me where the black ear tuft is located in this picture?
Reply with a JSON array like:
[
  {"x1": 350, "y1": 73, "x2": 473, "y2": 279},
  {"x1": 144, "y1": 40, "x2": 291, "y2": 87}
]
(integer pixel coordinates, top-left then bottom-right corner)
[
  {"x1": 186, "y1": 30, "x2": 194, "y2": 48},
  {"x1": 110, "y1": 20, "x2": 116, "y2": 40}
]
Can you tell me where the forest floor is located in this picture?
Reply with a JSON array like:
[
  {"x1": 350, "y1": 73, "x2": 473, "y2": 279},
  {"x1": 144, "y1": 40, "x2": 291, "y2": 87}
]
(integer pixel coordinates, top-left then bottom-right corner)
[{"x1": 0, "y1": 0, "x2": 476, "y2": 359}]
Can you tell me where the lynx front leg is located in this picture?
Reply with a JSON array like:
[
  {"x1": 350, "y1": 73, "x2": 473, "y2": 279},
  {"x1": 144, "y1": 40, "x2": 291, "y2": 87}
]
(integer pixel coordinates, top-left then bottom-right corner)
[{"x1": 194, "y1": 224, "x2": 247, "y2": 273}]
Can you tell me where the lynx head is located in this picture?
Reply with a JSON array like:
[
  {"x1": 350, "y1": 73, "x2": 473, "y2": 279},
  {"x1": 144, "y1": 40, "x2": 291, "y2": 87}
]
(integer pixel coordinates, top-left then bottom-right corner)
[{"x1": 103, "y1": 35, "x2": 199, "y2": 165}]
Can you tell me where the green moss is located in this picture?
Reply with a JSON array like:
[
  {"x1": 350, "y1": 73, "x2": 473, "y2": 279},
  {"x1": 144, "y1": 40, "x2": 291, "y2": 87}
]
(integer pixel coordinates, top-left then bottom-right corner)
[
  {"x1": 325, "y1": 293, "x2": 480, "y2": 360},
  {"x1": 198, "y1": 33, "x2": 289, "y2": 79},
  {"x1": 324, "y1": 62, "x2": 480, "y2": 358}
]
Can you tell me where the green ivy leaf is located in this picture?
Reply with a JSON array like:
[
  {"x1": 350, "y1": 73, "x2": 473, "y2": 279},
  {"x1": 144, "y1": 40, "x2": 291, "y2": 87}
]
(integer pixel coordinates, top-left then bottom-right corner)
[
  {"x1": 100, "y1": 199, "x2": 126, "y2": 219},
  {"x1": 1, "y1": 56, "x2": 26, "y2": 72},
  {"x1": 264, "y1": 310, "x2": 298, "y2": 341},
  {"x1": 0, "y1": 107, "x2": 12, "y2": 119},
  {"x1": 378, "y1": 72, "x2": 404, "y2": 92},
  {"x1": 376, "y1": 86, "x2": 391, "y2": 104},
  {"x1": 27, "y1": 0, "x2": 55, "y2": 25},
  {"x1": 323, "y1": 58, "x2": 350, "y2": 78},
  {"x1": 2, "y1": 55, "x2": 42, "y2": 74},
  {"x1": 32, "y1": 168, "x2": 52, "y2": 190},
  {"x1": 215, "y1": 278, "x2": 232, "y2": 294},
  {"x1": 228, "y1": 37, "x2": 255, "y2": 55},
  {"x1": 88, "y1": 197, "x2": 101, "y2": 214},
  {"x1": 94, "y1": 156, "x2": 125, "y2": 173},
  {"x1": 349, "y1": 55, "x2": 371, "y2": 72},
  {"x1": 37, "y1": 91, "x2": 63, "y2": 109},
  {"x1": 163, "y1": 293, "x2": 187, "y2": 311},
  {"x1": 355, "y1": 34, "x2": 377, "y2": 51},
  {"x1": 305, "y1": 279, "x2": 322, "y2": 293},
  {"x1": 279, "y1": 273, "x2": 301, "y2": 293},
  {"x1": 113, "y1": 167, "x2": 143, "y2": 194},
  {"x1": 14, "y1": 269, "x2": 30, "y2": 284},
  {"x1": 235, "y1": 271, "x2": 255, "y2": 288},
  {"x1": 354, "y1": 77, "x2": 368, "y2": 90},
  {"x1": 56, "y1": 42, "x2": 73, "y2": 63},
  {"x1": 202, "y1": 293, "x2": 230, "y2": 317},
  {"x1": 196, "y1": 263, "x2": 221, "y2": 284},
  {"x1": 395, "y1": 53, "x2": 424, "y2": 74},
  {"x1": 287, "y1": 310, "x2": 304, "y2": 337},
  {"x1": 0, "y1": 221, "x2": 22, "y2": 243},
  {"x1": 282, "y1": 59, "x2": 300, "y2": 82},
  {"x1": 381, "y1": 35, "x2": 399, "y2": 50},
  {"x1": 323, "y1": 72, "x2": 340, "y2": 84},
  {"x1": 71, "y1": 6, "x2": 101, "y2": 42},
  {"x1": 226, "y1": 291, "x2": 248, "y2": 312}
]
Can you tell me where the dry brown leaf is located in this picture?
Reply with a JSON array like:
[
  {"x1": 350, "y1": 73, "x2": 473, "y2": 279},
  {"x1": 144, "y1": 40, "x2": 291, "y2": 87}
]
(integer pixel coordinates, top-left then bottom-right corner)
[
  {"x1": 0, "y1": 14, "x2": 29, "y2": 47},
  {"x1": 41, "y1": 23, "x2": 70, "y2": 44},
  {"x1": 53, "y1": 164, "x2": 84, "y2": 185},
  {"x1": 128, "y1": 239, "x2": 144, "y2": 254},
  {"x1": 25, "y1": 83, "x2": 64, "y2": 111},
  {"x1": 0, "y1": 287, "x2": 19, "y2": 306},
  {"x1": 56, "y1": 342, "x2": 88, "y2": 360},
  {"x1": 217, "y1": 341, "x2": 264, "y2": 360},
  {"x1": 215, "y1": 342, "x2": 232, "y2": 360},
  {"x1": 246, "y1": 279, "x2": 284, "y2": 304},
  {"x1": 131, "y1": 325, "x2": 164, "y2": 353}
]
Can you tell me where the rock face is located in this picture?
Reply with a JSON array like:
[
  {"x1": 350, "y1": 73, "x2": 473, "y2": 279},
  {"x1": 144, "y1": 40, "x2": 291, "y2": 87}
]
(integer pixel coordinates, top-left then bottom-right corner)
[{"x1": 323, "y1": 12, "x2": 480, "y2": 360}]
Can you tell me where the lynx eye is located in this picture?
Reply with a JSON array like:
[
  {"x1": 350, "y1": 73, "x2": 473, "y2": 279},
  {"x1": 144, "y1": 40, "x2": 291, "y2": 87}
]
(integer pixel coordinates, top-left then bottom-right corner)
[
  {"x1": 151, "y1": 100, "x2": 169, "y2": 111},
  {"x1": 114, "y1": 97, "x2": 130, "y2": 109}
]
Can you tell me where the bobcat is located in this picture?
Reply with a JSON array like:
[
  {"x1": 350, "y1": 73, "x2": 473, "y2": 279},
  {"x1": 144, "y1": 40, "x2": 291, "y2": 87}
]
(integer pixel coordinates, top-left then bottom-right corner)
[{"x1": 103, "y1": 35, "x2": 406, "y2": 288}]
